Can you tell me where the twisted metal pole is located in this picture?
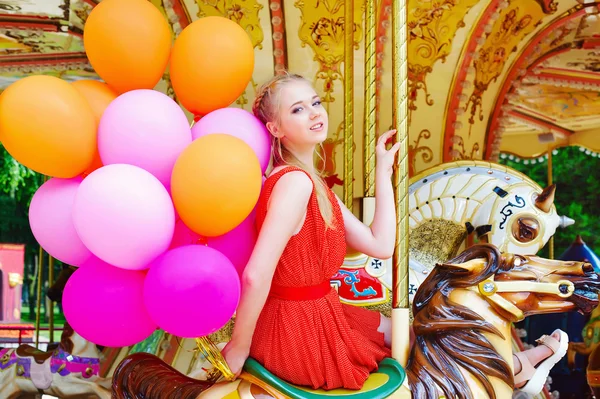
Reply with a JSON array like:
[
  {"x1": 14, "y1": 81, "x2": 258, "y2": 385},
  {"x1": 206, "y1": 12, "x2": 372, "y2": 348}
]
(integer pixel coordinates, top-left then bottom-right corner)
[
  {"x1": 548, "y1": 147, "x2": 554, "y2": 259},
  {"x1": 363, "y1": 0, "x2": 377, "y2": 199},
  {"x1": 343, "y1": 0, "x2": 354, "y2": 208},
  {"x1": 391, "y1": 0, "x2": 410, "y2": 366}
]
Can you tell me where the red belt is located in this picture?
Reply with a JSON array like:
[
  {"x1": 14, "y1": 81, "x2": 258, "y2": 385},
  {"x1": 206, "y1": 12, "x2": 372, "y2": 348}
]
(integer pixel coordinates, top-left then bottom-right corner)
[{"x1": 269, "y1": 281, "x2": 332, "y2": 301}]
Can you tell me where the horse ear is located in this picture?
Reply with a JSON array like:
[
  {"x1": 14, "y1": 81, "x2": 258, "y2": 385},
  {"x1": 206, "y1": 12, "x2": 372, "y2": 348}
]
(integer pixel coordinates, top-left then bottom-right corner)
[
  {"x1": 534, "y1": 184, "x2": 556, "y2": 213},
  {"x1": 438, "y1": 258, "x2": 487, "y2": 273}
]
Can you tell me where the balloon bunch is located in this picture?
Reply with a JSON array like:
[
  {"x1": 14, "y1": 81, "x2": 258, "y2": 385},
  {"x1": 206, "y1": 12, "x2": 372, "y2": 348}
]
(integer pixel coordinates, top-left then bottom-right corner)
[{"x1": 0, "y1": 0, "x2": 270, "y2": 347}]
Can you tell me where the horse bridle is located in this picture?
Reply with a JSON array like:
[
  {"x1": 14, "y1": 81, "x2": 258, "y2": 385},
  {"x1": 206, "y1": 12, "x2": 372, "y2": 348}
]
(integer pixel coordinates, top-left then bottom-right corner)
[{"x1": 467, "y1": 276, "x2": 575, "y2": 321}]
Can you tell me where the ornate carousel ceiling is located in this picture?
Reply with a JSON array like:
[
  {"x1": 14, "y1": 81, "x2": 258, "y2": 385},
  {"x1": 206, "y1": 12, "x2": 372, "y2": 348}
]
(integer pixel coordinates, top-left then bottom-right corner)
[{"x1": 0, "y1": 0, "x2": 599, "y2": 196}]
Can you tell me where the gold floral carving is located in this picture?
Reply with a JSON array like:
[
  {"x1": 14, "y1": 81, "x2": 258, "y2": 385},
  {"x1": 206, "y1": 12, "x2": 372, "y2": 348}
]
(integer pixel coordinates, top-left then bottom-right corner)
[
  {"x1": 465, "y1": 2, "x2": 549, "y2": 127},
  {"x1": 408, "y1": 0, "x2": 479, "y2": 118},
  {"x1": 408, "y1": 129, "x2": 434, "y2": 176},
  {"x1": 196, "y1": 0, "x2": 265, "y2": 49},
  {"x1": 294, "y1": 0, "x2": 363, "y2": 102}
]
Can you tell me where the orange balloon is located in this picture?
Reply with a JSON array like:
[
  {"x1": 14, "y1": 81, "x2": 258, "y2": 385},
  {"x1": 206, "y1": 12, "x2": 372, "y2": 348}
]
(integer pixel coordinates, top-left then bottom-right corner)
[
  {"x1": 170, "y1": 16, "x2": 254, "y2": 115},
  {"x1": 72, "y1": 80, "x2": 118, "y2": 176},
  {"x1": 84, "y1": 0, "x2": 171, "y2": 94},
  {"x1": 171, "y1": 134, "x2": 261, "y2": 237},
  {"x1": 0, "y1": 75, "x2": 96, "y2": 178}
]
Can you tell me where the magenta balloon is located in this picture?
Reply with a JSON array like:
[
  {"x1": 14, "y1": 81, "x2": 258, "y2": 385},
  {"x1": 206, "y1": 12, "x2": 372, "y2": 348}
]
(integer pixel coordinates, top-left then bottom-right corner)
[
  {"x1": 191, "y1": 108, "x2": 271, "y2": 173},
  {"x1": 98, "y1": 89, "x2": 192, "y2": 189},
  {"x1": 63, "y1": 257, "x2": 156, "y2": 347},
  {"x1": 144, "y1": 245, "x2": 240, "y2": 338},
  {"x1": 28, "y1": 177, "x2": 92, "y2": 265},
  {"x1": 207, "y1": 209, "x2": 256, "y2": 276},
  {"x1": 72, "y1": 164, "x2": 175, "y2": 270}
]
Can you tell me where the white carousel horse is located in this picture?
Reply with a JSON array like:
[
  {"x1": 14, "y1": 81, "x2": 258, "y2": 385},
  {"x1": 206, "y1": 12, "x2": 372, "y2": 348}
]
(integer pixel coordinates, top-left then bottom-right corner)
[
  {"x1": 0, "y1": 322, "x2": 111, "y2": 399},
  {"x1": 335, "y1": 160, "x2": 574, "y2": 307}
]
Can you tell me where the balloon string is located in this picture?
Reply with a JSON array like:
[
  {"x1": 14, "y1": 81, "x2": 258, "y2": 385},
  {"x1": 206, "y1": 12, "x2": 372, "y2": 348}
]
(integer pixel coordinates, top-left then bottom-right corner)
[{"x1": 173, "y1": 336, "x2": 235, "y2": 382}]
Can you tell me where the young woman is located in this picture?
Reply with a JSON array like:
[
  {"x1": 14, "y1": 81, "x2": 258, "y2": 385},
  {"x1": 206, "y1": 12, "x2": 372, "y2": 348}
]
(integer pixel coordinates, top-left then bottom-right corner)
[{"x1": 222, "y1": 73, "x2": 566, "y2": 394}]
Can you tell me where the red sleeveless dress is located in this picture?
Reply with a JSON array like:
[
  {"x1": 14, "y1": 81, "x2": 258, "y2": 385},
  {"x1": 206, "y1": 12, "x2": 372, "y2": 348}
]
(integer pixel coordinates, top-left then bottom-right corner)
[{"x1": 249, "y1": 166, "x2": 390, "y2": 390}]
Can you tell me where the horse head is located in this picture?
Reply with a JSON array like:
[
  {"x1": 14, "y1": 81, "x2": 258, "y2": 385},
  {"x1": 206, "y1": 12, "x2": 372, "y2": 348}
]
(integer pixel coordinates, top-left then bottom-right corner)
[
  {"x1": 409, "y1": 244, "x2": 599, "y2": 399},
  {"x1": 471, "y1": 184, "x2": 573, "y2": 254},
  {"x1": 57, "y1": 322, "x2": 102, "y2": 360},
  {"x1": 47, "y1": 266, "x2": 76, "y2": 303}
]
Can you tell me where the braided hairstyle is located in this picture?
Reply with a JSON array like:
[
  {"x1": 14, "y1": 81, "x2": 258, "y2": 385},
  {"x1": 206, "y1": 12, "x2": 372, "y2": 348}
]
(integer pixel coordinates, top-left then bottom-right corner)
[{"x1": 252, "y1": 73, "x2": 334, "y2": 228}]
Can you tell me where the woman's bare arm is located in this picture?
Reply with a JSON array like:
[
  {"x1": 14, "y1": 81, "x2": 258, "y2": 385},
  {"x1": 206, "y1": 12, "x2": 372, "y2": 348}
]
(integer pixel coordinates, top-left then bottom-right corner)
[{"x1": 223, "y1": 171, "x2": 312, "y2": 371}]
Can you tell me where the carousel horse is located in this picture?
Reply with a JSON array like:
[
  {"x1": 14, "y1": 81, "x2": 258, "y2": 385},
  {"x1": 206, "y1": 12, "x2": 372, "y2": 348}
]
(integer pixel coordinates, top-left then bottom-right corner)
[
  {"x1": 584, "y1": 305, "x2": 600, "y2": 396},
  {"x1": 337, "y1": 161, "x2": 574, "y2": 310},
  {"x1": 587, "y1": 337, "x2": 600, "y2": 397},
  {"x1": 0, "y1": 322, "x2": 111, "y2": 399},
  {"x1": 111, "y1": 244, "x2": 600, "y2": 399},
  {"x1": 570, "y1": 305, "x2": 600, "y2": 368}
]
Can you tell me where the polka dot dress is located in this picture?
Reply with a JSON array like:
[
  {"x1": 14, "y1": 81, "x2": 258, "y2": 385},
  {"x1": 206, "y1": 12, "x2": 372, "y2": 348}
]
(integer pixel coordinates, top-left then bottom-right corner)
[{"x1": 249, "y1": 166, "x2": 390, "y2": 390}]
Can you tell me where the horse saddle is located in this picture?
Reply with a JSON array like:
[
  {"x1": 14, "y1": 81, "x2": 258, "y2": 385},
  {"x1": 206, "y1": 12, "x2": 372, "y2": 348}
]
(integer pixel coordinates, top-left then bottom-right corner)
[
  {"x1": 243, "y1": 357, "x2": 406, "y2": 399},
  {"x1": 16, "y1": 345, "x2": 54, "y2": 364}
]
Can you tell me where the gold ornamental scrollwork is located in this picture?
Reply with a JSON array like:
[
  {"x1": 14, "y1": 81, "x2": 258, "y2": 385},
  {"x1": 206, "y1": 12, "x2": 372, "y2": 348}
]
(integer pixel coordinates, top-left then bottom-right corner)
[
  {"x1": 294, "y1": 0, "x2": 363, "y2": 103},
  {"x1": 407, "y1": 0, "x2": 479, "y2": 118},
  {"x1": 196, "y1": 0, "x2": 265, "y2": 50},
  {"x1": 465, "y1": 1, "x2": 551, "y2": 130},
  {"x1": 409, "y1": 129, "x2": 434, "y2": 176}
]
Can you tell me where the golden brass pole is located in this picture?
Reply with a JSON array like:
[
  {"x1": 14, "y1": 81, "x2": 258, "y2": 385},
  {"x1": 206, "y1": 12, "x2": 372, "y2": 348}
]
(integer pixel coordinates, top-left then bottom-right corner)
[
  {"x1": 343, "y1": 0, "x2": 354, "y2": 208},
  {"x1": 548, "y1": 147, "x2": 554, "y2": 259},
  {"x1": 363, "y1": 0, "x2": 377, "y2": 199},
  {"x1": 35, "y1": 245, "x2": 43, "y2": 348},
  {"x1": 391, "y1": 0, "x2": 410, "y2": 366},
  {"x1": 48, "y1": 255, "x2": 54, "y2": 343}
]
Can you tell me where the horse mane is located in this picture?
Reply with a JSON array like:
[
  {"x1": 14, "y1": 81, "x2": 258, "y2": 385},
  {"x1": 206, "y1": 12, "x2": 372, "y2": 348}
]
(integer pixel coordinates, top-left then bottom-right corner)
[
  {"x1": 112, "y1": 352, "x2": 213, "y2": 399},
  {"x1": 407, "y1": 244, "x2": 514, "y2": 399},
  {"x1": 60, "y1": 322, "x2": 75, "y2": 353}
]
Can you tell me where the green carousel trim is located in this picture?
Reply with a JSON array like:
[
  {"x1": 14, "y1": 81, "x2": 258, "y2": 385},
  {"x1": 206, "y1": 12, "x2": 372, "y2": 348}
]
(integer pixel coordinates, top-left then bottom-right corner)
[{"x1": 243, "y1": 357, "x2": 406, "y2": 399}]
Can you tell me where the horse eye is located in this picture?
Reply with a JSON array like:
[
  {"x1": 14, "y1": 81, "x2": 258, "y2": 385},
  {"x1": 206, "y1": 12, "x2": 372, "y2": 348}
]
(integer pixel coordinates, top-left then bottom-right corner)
[{"x1": 511, "y1": 217, "x2": 540, "y2": 243}]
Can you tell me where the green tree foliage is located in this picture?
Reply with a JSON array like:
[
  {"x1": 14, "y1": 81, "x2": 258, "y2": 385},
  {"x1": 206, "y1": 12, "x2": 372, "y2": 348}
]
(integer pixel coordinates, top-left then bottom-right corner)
[
  {"x1": 0, "y1": 144, "x2": 50, "y2": 321},
  {"x1": 0, "y1": 145, "x2": 42, "y2": 248},
  {"x1": 500, "y1": 146, "x2": 600, "y2": 258}
]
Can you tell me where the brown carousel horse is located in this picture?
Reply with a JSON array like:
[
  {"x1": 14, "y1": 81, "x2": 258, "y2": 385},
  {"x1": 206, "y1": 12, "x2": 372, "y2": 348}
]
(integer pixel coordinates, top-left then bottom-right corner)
[
  {"x1": 111, "y1": 244, "x2": 599, "y2": 399},
  {"x1": 0, "y1": 321, "x2": 111, "y2": 399}
]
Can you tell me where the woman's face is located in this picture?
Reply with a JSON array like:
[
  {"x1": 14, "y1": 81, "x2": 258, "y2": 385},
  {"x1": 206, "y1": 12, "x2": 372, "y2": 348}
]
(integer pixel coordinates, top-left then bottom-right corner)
[{"x1": 269, "y1": 80, "x2": 329, "y2": 149}]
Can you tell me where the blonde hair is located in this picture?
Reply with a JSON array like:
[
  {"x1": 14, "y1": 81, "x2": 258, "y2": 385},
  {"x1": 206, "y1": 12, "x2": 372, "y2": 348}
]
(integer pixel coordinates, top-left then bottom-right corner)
[{"x1": 252, "y1": 73, "x2": 334, "y2": 228}]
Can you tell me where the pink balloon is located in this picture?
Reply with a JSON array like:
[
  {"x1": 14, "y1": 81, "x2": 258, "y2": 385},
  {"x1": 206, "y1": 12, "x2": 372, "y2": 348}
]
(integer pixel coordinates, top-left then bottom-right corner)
[
  {"x1": 144, "y1": 245, "x2": 240, "y2": 338},
  {"x1": 207, "y1": 209, "x2": 256, "y2": 276},
  {"x1": 73, "y1": 164, "x2": 175, "y2": 270},
  {"x1": 29, "y1": 177, "x2": 92, "y2": 265},
  {"x1": 98, "y1": 89, "x2": 192, "y2": 189},
  {"x1": 63, "y1": 257, "x2": 156, "y2": 347},
  {"x1": 192, "y1": 108, "x2": 271, "y2": 173}
]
